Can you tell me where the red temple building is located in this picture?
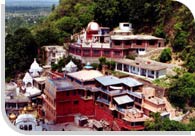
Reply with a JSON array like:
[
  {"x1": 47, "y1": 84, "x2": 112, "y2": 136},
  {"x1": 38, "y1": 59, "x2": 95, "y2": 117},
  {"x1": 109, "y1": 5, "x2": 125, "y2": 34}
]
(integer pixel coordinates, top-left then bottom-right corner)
[
  {"x1": 42, "y1": 66, "x2": 172, "y2": 130},
  {"x1": 69, "y1": 22, "x2": 165, "y2": 59}
]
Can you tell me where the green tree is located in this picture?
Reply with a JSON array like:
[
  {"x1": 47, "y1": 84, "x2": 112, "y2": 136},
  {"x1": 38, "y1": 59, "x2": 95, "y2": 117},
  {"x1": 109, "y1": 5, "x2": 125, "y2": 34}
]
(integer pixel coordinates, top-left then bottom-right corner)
[
  {"x1": 145, "y1": 112, "x2": 187, "y2": 131},
  {"x1": 185, "y1": 47, "x2": 195, "y2": 73},
  {"x1": 5, "y1": 28, "x2": 38, "y2": 79},
  {"x1": 35, "y1": 26, "x2": 62, "y2": 46},
  {"x1": 168, "y1": 73, "x2": 195, "y2": 108},
  {"x1": 159, "y1": 48, "x2": 172, "y2": 62}
]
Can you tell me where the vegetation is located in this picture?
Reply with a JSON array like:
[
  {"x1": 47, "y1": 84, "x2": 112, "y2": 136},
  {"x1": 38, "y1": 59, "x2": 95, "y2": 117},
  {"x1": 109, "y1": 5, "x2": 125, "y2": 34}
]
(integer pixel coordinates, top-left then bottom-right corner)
[
  {"x1": 144, "y1": 112, "x2": 188, "y2": 131},
  {"x1": 168, "y1": 73, "x2": 195, "y2": 109},
  {"x1": 159, "y1": 48, "x2": 172, "y2": 63},
  {"x1": 5, "y1": 0, "x2": 195, "y2": 131},
  {"x1": 51, "y1": 55, "x2": 82, "y2": 72},
  {"x1": 98, "y1": 57, "x2": 115, "y2": 71},
  {"x1": 5, "y1": 28, "x2": 38, "y2": 80}
]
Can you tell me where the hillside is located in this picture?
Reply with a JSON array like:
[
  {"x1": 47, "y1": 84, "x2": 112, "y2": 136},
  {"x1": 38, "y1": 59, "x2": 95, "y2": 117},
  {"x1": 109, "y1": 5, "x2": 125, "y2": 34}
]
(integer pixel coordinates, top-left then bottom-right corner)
[{"x1": 32, "y1": 0, "x2": 195, "y2": 71}]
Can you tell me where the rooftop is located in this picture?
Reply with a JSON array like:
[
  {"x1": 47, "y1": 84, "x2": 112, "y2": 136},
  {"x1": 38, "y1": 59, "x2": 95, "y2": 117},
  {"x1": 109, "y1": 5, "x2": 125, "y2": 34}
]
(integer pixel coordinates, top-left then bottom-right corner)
[
  {"x1": 145, "y1": 96, "x2": 165, "y2": 105},
  {"x1": 48, "y1": 78, "x2": 74, "y2": 91},
  {"x1": 113, "y1": 95, "x2": 134, "y2": 105},
  {"x1": 111, "y1": 34, "x2": 163, "y2": 40},
  {"x1": 95, "y1": 76, "x2": 143, "y2": 87},
  {"x1": 67, "y1": 70, "x2": 103, "y2": 82},
  {"x1": 95, "y1": 76, "x2": 121, "y2": 86},
  {"x1": 43, "y1": 45, "x2": 65, "y2": 52},
  {"x1": 120, "y1": 77, "x2": 143, "y2": 87},
  {"x1": 114, "y1": 58, "x2": 167, "y2": 71}
]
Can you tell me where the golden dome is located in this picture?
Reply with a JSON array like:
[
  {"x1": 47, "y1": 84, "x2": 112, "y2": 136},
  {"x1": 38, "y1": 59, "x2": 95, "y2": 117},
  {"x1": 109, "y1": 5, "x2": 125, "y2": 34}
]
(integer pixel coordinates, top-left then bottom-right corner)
[
  {"x1": 9, "y1": 113, "x2": 17, "y2": 120},
  {"x1": 23, "y1": 106, "x2": 27, "y2": 111}
]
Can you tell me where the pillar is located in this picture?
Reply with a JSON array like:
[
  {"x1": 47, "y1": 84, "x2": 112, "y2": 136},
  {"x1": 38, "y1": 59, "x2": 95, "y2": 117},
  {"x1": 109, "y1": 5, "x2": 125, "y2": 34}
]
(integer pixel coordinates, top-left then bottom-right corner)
[
  {"x1": 115, "y1": 63, "x2": 117, "y2": 71},
  {"x1": 128, "y1": 65, "x2": 131, "y2": 73},
  {"x1": 146, "y1": 69, "x2": 148, "y2": 78},
  {"x1": 122, "y1": 64, "x2": 124, "y2": 71},
  {"x1": 154, "y1": 71, "x2": 157, "y2": 79},
  {"x1": 138, "y1": 67, "x2": 141, "y2": 75}
]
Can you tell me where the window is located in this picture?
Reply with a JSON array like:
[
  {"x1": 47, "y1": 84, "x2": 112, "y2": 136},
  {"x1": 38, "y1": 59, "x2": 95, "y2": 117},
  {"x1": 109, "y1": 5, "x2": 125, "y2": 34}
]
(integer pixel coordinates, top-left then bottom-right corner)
[
  {"x1": 73, "y1": 100, "x2": 79, "y2": 105},
  {"x1": 136, "y1": 40, "x2": 142, "y2": 45},
  {"x1": 19, "y1": 125, "x2": 23, "y2": 130},
  {"x1": 24, "y1": 125, "x2": 28, "y2": 130},
  {"x1": 114, "y1": 40, "x2": 121, "y2": 45},
  {"x1": 93, "y1": 50, "x2": 100, "y2": 55},
  {"x1": 151, "y1": 71, "x2": 154, "y2": 74},
  {"x1": 29, "y1": 125, "x2": 32, "y2": 131},
  {"x1": 124, "y1": 64, "x2": 129, "y2": 72},
  {"x1": 114, "y1": 51, "x2": 120, "y2": 56},
  {"x1": 123, "y1": 23, "x2": 129, "y2": 27},
  {"x1": 124, "y1": 40, "x2": 131, "y2": 45},
  {"x1": 66, "y1": 91, "x2": 70, "y2": 96},
  {"x1": 104, "y1": 51, "x2": 110, "y2": 55},
  {"x1": 149, "y1": 40, "x2": 156, "y2": 45},
  {"x1": 117, "y1": 63, "x2": 122, "y2": 70},
  {"x1": 73, "y1": 90, "x2": 77, "y2": 95}
]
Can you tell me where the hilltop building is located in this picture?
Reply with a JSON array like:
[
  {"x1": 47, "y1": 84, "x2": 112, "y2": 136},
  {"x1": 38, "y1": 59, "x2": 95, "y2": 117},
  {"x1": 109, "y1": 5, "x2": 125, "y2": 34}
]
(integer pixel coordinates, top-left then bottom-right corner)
[
  {"x1": 42, "y1": 45, "x2": 66, "y2": 65},
  {"x1": 69, "y1": 22, "x2": 164, "y2": 59}
]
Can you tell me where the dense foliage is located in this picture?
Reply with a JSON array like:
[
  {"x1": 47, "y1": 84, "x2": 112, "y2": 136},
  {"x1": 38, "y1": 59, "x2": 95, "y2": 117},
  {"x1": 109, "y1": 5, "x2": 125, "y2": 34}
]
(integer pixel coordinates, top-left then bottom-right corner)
[
  {"x1": 159, "y1": 48, "x2": 172, "y2": 62},
  {"x1": 168, "y1": 73, "x2": 195, "y2": 109},
  {"x1": 5, "y1": 28, "x2": 38, "y2": 80},
  {"x1": 144, "y1": 112, "x2": 189, "y2": 131}
]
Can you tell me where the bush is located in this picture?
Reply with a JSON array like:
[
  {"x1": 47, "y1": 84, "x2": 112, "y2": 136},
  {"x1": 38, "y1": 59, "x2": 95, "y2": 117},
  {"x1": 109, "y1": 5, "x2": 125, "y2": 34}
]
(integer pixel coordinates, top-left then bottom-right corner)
[{"x1": 159, "y1": 48, "x2": 172, "y2": 62}]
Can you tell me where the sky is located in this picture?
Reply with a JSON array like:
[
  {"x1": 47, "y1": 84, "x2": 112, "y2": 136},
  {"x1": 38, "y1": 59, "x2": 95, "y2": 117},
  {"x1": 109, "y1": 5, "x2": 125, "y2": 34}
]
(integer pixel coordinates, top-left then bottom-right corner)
[{"x1": 5, "y1": 0, "x2": 59, "y2": 7}]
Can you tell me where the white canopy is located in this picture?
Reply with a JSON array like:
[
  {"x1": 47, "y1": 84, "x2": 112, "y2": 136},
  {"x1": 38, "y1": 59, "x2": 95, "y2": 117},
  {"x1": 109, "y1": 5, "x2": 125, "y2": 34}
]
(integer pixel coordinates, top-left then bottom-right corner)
[
  {"x1": 29, "y1": 58, "x2": 43, "y2": 77},
  {"x1": 62, "y1": 60, "x2": 77, "y2": 72},
  {"x1": 23, "y1": 72, "x2": 33, "y2": 87}
]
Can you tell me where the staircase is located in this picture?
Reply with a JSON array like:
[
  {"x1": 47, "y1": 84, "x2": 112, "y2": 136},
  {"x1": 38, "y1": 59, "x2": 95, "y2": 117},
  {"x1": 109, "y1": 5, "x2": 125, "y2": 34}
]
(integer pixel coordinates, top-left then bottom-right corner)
[{"x1": 163, "y1": 97, "x2": 176, "y2": 119}]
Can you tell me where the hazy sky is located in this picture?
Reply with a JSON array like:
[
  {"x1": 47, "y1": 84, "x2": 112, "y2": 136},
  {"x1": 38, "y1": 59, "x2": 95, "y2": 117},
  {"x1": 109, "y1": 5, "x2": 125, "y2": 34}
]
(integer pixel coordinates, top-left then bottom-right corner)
[{"x1": 6, "y1": 0, "x2": 59, "y2": 7}]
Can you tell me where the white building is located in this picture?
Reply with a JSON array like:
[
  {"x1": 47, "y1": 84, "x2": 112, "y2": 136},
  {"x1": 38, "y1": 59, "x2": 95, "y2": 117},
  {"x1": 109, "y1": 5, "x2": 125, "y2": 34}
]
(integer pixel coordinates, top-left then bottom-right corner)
[
  {"x1": 42, "y1": 45, "x2": 66, "y2": 65},
  {"x1": 114, "y1": 58, "x2": 167, "y2": 80},
  {"x1": 15, "y1": 114, "x2": 42, "y2": 131}
]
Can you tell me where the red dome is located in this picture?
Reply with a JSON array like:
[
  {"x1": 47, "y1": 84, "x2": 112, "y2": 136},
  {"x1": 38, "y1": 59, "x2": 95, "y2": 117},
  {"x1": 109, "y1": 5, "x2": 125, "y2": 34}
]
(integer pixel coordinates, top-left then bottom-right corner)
[{"x1": 86, "y1": 22, "x2": 100, "y2": 32}]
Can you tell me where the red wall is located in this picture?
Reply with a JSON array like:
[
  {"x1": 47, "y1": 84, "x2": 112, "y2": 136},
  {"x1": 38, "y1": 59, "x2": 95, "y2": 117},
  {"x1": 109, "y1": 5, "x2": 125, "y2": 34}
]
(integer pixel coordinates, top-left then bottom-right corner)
[{"x1": 55, "y1": 91, "x2": 95, "y2": 123}]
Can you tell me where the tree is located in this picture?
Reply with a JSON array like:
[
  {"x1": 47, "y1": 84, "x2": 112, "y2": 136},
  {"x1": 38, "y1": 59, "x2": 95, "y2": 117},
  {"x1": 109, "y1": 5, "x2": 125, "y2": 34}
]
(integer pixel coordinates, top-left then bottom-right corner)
[
  {"x1": 159, "y1": 48, "x2": 172, "y2": 62},
  {"x1": 145, "y1": 112, "x2": 188, "y2": 131},
  {"x1": 185, "y1": 47, "x2": 195, "y2": 73},
  {"x1": 5, "y1": 28, "x2": 38, "y2": 79},
  {"x1": 35, "y1": 26, "x2": 62, "y2": 46},
  {"x1": 168, "y1": 73, "x2": 195, "y2": 108},
  {"x1": 51, "y1": 4, "x2": 56, "y2": 11}
]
